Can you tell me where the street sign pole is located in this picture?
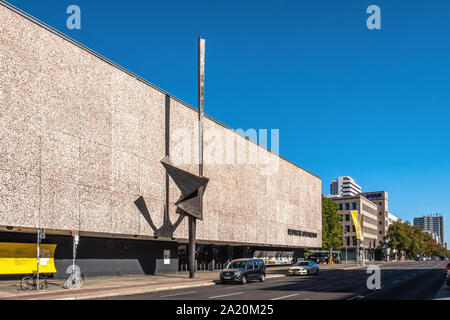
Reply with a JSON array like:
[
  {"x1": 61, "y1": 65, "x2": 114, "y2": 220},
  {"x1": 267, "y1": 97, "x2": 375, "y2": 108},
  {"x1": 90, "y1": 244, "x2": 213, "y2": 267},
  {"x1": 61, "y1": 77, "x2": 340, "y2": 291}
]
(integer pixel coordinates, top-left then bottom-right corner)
[
  {"x1": 36, "y1": 229, "x2": 40, "y2": 291},
  {"x1": 36, "y1": 228, "x2": 45, "y2": 290},
  {"x1": 345, "y1": 243, "x2": 347, "y2": 268},
  {"x1": 72, "y1": 229, "x2": 78, "y2": 275}
]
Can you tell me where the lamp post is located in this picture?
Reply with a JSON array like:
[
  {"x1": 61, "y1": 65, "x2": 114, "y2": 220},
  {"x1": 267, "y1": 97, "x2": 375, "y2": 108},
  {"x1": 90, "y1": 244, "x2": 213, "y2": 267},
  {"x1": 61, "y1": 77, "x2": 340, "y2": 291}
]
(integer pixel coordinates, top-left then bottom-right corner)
[{"x1": 189, "y1": 37, "x2": 205, "y2": 279}]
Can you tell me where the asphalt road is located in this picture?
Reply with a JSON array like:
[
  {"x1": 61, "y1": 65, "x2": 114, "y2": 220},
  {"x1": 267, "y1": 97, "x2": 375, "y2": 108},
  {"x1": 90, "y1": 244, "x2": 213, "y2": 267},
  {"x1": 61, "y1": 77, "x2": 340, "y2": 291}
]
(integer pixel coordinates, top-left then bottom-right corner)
[{"x1": 96, "y1": 261, "x2": 448, "y2": 300}]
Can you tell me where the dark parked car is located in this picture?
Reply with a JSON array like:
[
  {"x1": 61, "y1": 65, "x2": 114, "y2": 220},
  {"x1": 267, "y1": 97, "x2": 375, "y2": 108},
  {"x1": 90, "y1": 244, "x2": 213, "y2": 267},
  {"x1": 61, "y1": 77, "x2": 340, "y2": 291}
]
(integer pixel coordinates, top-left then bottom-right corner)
[{"x1": 219, "y1": 258, "x2": 266, "y2": 284}]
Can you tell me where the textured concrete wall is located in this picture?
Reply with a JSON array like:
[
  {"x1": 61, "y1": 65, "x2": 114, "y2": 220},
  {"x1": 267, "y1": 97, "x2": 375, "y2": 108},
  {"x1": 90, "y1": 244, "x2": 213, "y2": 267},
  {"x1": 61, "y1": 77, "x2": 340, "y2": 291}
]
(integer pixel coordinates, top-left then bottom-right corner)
[{"x1": 0, "y1": 4, "x2": 322, "y2": 248}]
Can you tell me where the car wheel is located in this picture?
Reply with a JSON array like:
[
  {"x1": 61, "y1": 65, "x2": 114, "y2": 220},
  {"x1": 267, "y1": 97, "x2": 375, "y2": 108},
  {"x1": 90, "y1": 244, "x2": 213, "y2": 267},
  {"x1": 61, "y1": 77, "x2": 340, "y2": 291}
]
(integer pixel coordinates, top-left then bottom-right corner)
[
  {"x1": 241, "y1": 275, "x2": 247, "y2": 285},
  {"x1": 260, "y1": 274, "x2": 265, "y2": 282}
]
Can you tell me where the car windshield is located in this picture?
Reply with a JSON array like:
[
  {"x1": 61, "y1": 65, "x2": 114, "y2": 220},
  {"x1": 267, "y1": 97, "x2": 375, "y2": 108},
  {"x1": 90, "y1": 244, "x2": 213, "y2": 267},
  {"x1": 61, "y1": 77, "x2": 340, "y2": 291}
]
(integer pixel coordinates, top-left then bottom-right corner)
[
  {"x1": 295, "y1": 262, "x2": 310, "y2": 266},
  {"x1": 226, "y1": 261, "x2": 248, "y2": 269}
]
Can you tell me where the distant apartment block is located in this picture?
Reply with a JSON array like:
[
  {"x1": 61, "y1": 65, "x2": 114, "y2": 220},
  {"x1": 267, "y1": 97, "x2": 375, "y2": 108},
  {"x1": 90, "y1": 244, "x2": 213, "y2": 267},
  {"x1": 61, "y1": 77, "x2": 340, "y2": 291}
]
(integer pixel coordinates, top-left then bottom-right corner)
[
  {"x1": 387, "y1": 212, "x2": 400, "y2": 227},
  {"x1": 414, "y1": 215, "x2": 445, "y2": 245},
  {"x1": 329, "y1": 176, "x2": 361, "y2": 197}
]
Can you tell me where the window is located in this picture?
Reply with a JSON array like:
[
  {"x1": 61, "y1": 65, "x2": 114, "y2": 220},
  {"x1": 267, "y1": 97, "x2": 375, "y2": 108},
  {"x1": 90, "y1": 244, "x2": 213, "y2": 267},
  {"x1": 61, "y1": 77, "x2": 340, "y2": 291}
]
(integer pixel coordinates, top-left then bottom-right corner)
[
  {"x1": 247, "y1": 262, "x2": 254, "y2": 270},
  {"x1": 346, "y1": 237, "x2": 350, "y2": 246},
  {"x1": 339, "y1": 203, "x2": 343, "y2": 210},
  {"x1": 379, "y1": 202, "x2": 382, "y2": 206},
  {"x1": 379, "y1": 212, "x2": 382, "y2": 216},
  {"x1": 345, "y1": 214, "x2": 350, "y2": 221},
  {"x1": 352, "y1": 225, "x2": 356, "y2": 232},
  {"x1": 352, "y1": 236, "x2": 357, "y2": 246},
  {"x1": 379, "y1": 231, "x2": 382, "y2": 234},
  {"x1": 379, "y1": 221, "x2": 382, "y2": 225},
  {"x1": 345, "y1": 203, "x2": 350, "y2": 210},
  {"x1": 345, "y1": 225, "x2": 350, "y2": 233},
  {"x1": 352, "y1": 202, "x2": 357, "y2": 210},
  {"x1": 227, "y1": 261, "x2": 247, "y2": 269}
]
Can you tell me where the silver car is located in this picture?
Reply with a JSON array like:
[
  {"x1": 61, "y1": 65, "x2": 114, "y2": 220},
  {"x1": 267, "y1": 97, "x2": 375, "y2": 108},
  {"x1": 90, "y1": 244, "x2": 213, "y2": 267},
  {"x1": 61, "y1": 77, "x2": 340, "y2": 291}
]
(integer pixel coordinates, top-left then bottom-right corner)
[{"x1": 288, "y1": 261, "x2": 319, "y2": 276}]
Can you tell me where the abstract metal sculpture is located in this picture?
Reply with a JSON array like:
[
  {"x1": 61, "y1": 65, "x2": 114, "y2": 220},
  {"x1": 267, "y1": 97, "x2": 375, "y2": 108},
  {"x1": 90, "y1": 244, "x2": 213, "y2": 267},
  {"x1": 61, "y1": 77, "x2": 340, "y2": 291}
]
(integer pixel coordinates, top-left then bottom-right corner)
[{"x1": 160, "y1": 156, "x2": 208, "y2": 220}]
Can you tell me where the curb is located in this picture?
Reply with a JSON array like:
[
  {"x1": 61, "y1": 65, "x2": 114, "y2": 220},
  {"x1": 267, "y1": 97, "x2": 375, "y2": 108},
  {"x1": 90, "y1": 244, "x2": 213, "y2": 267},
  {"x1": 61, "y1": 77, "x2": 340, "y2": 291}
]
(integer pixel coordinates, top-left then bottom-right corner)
[
  {"x1": 60, "y1": 274, "x2": 285, "y2": 300},
  {"x1": 5, "y1": 274, "x2": 286, "y2": 300},
  {"x1": 55, "y1": 281, "x2": 217, "y2": 300}
]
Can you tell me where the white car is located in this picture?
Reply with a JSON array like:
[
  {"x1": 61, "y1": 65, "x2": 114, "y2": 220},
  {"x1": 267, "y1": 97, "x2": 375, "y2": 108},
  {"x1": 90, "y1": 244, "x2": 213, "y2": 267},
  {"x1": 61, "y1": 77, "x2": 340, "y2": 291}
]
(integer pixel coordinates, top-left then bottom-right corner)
[{"x1": 288, "y1": 261, "x2": 319, "y2": 276}]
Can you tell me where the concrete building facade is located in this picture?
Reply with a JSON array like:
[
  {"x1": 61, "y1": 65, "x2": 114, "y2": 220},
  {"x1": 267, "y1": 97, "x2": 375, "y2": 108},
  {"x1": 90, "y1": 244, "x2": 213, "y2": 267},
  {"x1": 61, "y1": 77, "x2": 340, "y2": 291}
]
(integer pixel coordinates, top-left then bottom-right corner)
[
  {"x1": 332, "y1": 195, "x2": 378, "y2": 260},
  {"x1": 361, "y1": 191, "x2": 389, "y2": 247},
  {"x1": 0, "y1": 2, "x2": 322, "y2": 277}
]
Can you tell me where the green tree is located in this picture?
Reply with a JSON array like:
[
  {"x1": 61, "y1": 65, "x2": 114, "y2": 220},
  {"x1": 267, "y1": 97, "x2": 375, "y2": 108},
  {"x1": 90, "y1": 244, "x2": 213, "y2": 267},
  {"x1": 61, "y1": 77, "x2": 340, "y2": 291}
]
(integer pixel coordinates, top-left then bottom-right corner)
[
  {"x1": 386, "y1": 221, "x2": 410, "y2": 253},
  {"x1": 387, "y1": 221, "x2": 447, "y2": 259},
  {"x1": 322, "y1": 196, "x2": 343, "y2": 250}
]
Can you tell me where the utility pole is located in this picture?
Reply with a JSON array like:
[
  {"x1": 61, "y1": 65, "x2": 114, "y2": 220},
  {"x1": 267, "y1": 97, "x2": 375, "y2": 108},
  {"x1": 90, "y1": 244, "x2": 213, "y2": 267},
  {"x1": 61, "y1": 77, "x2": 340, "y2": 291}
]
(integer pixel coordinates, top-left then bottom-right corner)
[
  {"x1": 345, "y1": 242, "x2": 348, "y2": 268},
  {"x1": 36, "y1": 229, "x2": 41, "y2": 291},
  {"x1": 360, "y1": 210, "x2": 365, "y2": 267},
  {"x1": 356, "y1": 238, "x2": 360, "y2": 267},
  {"x1": 189, "y1": 37, "x2": 205, "y2": 279}
]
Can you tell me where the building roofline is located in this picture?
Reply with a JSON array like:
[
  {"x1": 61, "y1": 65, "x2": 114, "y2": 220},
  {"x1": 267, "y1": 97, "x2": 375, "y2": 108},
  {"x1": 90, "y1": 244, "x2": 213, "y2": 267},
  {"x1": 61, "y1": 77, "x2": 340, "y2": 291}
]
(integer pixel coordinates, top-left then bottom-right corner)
[
  {"x1": 360, "y1": 191, "x2": 387, "y2": 194},
  {"x1": 0, "y1": 0, "x2": 321, "y2": 181}
]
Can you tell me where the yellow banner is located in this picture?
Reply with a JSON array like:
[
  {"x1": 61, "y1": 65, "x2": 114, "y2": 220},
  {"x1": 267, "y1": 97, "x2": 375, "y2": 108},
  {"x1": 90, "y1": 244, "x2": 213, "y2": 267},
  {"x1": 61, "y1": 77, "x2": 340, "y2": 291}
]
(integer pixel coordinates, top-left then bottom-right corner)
[
  {"x1": 0, "y1": 242, "x2": 57, "y2": 275},
  {"x1": 350, "y1": 211, "x2": 364, "y2": 240}
]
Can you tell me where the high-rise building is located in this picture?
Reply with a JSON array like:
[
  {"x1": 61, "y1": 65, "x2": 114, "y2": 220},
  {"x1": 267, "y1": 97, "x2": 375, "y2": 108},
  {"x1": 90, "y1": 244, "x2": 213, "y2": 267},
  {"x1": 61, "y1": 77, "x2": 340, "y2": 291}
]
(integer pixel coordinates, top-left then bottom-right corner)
[
  {"x1": 414, "y1": 215, "x2": 445, "y2": 245},
  {"x1": 329, "y1": 176, "x2": 362, "y2": 197}
]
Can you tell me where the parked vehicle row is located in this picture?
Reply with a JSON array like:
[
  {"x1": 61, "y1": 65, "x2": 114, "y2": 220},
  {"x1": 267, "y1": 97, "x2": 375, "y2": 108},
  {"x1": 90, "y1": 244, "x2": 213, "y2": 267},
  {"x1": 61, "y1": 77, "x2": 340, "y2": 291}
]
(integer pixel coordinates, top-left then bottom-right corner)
[{"x1": 219, "y1": 258, "x2": 320, "y2": 285}]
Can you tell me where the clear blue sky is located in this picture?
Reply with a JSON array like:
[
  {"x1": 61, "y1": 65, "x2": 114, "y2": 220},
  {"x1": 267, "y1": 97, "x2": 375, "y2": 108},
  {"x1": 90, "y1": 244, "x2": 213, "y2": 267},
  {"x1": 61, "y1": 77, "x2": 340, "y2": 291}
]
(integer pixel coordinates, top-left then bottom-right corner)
[{"x1": 6, "y1": 0, "x2": 450, "y2": 244}]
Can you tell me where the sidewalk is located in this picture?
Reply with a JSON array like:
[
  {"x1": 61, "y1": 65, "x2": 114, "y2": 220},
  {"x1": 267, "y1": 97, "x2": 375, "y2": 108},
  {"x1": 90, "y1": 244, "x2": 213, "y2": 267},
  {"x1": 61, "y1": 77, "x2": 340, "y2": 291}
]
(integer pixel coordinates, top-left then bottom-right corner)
[
  {"x1": 316, "y1": 260, "x2": 412, "y2": 270},
  {"x1": 0, "y1": 271, "x2": 284, "y2": 300},
  {"x1": 0, "y1": 260, "x2": 410, "y2": 300},
  {"x1": 434, "y1": 279, "x2": 450, "y2": 300}
]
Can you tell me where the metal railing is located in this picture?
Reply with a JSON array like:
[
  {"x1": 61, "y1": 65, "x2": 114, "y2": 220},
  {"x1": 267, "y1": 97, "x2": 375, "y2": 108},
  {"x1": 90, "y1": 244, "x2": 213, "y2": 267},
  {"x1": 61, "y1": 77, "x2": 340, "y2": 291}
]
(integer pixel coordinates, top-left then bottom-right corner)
[{"x1": 178, "y1": 262, "x2": 227, "y2": 272}]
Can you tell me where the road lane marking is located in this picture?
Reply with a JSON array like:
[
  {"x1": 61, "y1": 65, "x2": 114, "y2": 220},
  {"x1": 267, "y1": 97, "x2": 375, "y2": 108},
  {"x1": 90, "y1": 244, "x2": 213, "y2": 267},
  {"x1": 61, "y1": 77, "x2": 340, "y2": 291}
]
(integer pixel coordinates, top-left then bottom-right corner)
[
  {"x1": 392, "y1": 280, "x2": 399, "y2": 284},
  {"x1": 160, "y1": 291, "x2": 196, "y2": 298},
  {"x1": 317, "y1": 285, "x2": 334, "y2": 290},
  {"x1": 209, "y1": 292, "x2": 243, "y2": 299},
  {"x1": 270, "y1": 293, "x2": 299, "y2": 300},
  {"x1": 346, "y1": 295, "x2": 364, "y2": 300}
]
